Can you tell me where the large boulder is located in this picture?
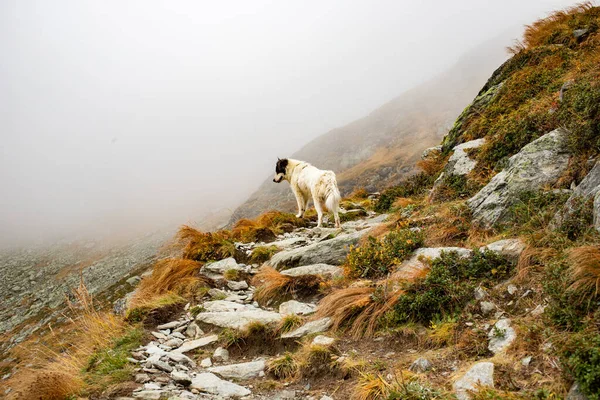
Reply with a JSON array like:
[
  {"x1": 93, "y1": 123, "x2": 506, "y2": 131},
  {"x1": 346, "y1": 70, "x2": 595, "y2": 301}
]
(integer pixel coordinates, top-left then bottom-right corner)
[
  {"x1": 208, "y1": 359, "x2": 266, "y2": 380},
  {"x1": 268, "y1": 229, "x2": 372, "y2": 269},
  {"x1": 467, "y1": 128, "x2": 571, "y2": 228},
  {"x1": 190, "y1": 372, "x2": 251, "y2": 398},
  {"x1": 196, "y1": 309, "x2": 282, "y2": 330}
]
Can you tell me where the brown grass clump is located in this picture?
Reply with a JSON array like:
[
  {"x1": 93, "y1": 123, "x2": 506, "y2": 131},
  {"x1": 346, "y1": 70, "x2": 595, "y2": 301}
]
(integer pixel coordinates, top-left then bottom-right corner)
[
  {"x1": 231, "y1": 211, "x2": 306, "y2": 243},
  {"x1": 567, "y1": 246, "x2": 600, "y2": 297},
  {"x1": 416, "y1": 150, "x2": 448, "y2": 177},
  {"x1": 515, "y1": 246, "x2": 558, "y2": 283},
  {"x1": 131, "y1": 258, "x2": 211, "y2": 306},
  {"x1": 252, "y1": 266, "x2": 324, "y2": 305},
  {"x1": 8, "y1": 282, "x2": 126, "y2": 400},
  {"x1": 177, "y1": 225, "x2": 235, "y2": 261},
  {"x1": 315, "y1": 282, "x2": 405, "y2": 339}
]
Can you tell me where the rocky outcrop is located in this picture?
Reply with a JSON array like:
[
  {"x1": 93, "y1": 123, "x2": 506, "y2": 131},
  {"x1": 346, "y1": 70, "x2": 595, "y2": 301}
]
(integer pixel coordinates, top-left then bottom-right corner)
[
  {"x1": 281, "y1": 317, "x2": 332, "y2": 339},
  {"x1": 554, "y1": 159, "x2": 600, "y2": 231},
  {"x1": 453, "y1": 362, "x2": 495, "y2": 400},
  {"x1": 467, "y1": 128, "x2": 571, "y2": 228}
]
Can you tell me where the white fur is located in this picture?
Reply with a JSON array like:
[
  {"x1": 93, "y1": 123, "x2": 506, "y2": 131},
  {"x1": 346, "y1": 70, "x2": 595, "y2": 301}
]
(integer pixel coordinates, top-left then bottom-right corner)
[{"x1": 274, "y1": 159, "x2": 341, "y2": 228}]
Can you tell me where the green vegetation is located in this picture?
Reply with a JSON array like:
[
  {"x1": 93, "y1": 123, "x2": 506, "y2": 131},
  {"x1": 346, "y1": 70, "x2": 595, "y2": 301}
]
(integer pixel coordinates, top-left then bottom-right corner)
[
  {"x1": 250, "y1": 245, "x2": 280, "y2": 264},
  {"x1": 375, "y1": 173, "x2": 435, "y2": 212},
  {"x1": 346, "y1": 228, "x2": 424, "y2": 279}
]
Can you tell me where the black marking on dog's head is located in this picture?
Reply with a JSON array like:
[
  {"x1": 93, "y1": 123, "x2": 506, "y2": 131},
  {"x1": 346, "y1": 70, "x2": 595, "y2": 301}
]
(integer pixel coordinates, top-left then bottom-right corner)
[{"x1": 275, "y1": 158, "x2": 288, "y2": 174}]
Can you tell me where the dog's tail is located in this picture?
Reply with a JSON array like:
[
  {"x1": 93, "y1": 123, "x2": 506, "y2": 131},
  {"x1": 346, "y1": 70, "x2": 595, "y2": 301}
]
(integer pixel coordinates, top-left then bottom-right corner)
[{"x1": 325, "y1": 176, "x2": 342, "y2": 212}]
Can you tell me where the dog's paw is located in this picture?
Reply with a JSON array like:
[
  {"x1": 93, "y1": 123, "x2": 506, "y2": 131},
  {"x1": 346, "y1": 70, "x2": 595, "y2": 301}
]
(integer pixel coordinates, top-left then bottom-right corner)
[{"x1": 295, "y1": 213, "x2": 303, "y2": 218}]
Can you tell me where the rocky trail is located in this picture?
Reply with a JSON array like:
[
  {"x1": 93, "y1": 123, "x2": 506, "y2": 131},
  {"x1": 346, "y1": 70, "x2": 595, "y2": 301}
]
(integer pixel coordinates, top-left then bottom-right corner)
[{"x1": 117, "y1": 209, "x2": 544, "y2": 400}]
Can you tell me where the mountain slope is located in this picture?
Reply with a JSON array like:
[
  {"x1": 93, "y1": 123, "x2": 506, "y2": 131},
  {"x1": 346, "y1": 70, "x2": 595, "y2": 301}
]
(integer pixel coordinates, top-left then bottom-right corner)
[{"x1": 230, "y1": 34, "x2": 513, "y2": 223}]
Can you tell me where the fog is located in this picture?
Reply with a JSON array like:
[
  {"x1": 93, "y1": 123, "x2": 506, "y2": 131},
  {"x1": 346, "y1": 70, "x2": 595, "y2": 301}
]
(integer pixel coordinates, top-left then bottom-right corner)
[{"x1": 0, "y1": 0, "x2": 582, "y2": 247}]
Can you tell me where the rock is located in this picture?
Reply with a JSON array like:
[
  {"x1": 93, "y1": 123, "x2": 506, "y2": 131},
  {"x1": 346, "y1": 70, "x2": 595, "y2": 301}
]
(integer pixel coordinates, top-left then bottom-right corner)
[
  {"x1": 151, "y1": 331, "x2": 167, "y2": 340},
  {"x1": 409, "y1": 357, "x2": 432, "y2": 372},
  {"x1": 281, "y1": 317, "x2": 332, "y2": 339},
  {"x1": 227, "y1": 280, "x2": 249, "y2": 291},
  {"x1": 173, "y1": 335, "x2": 219, "y2": 353},
  {"x1": 202, "y1": 258, "x2": 244, "y2": 277},
  {"x1": 213, "y1": 347, "x2": 230, "y2": 362},
  {"x1": 480, "y1": 301, "x2": 496, "y2": 316},
  {"x1": 531, "y1": 304, "x2": 546, "y2": 317},
  {"x1": 208, "y1": 359, "x2": 265, "y2": 380},
  {"x1": 151, "y1": 359, "x2": 173, "y2": 373},
  {"x1": 507, "y1": 284, "x2": 518, "y2": 295},
  {"x1": 280, "y1": 264, "x2": 343, "y2": 278},
  {"x1": 201, "y1": 357, "x2": 213, "y2": 368},
  {"x1": 144, "y1": 382, "x2": 161, "y2": 390},
  {"x1": 312, "y1": 335, "x2": 335, "y2": 346},
  {"x1": 157, "y1": 320, "x2": 187, "y2": 330},
  {"x1": 566, "y1": 382, "x2": 589, "y2": 400},
  {"x1": 126, "y1": 276, "x2": 142, "y2": 286},
  {"x1": 488, "y1": 318, "x2": 517, "y2": 354},
  {"x1": 171, "y1": 370, "x2": 192, "y2": 386},
  {"x1": 474, "y1": 286, "x2": 487, "y2": 300},
  {"x1": 279, "y1": 300, "x2": 317, "y2": 315},
  {"x1": 421, "y1": 145, "x2": 442, "y2": 159},
  {"x1": 208, "y1": 288, "x2": 228, "y2": 299},
  {"x1": 268, "y1": 229, "x2": 375, "y2": 269},
  {"x1": 163, "y1": 338, "x2": 184, "y2": 348},
  {"x1": 320, "y1": 396, "x2": 334, "y2": 400},
  {"x1": 559, "y1": 80, "x2": 574, "y2": 102},
  {"x1": 132, "y1": 391, "x2": 162, "y2": 399},
  {"x1": 555, "y1": 160, "x2": 600, "y2": 231},
  {"x1": 197, "y1": 310, "x2": 282, "y2": 330},
  {"x1": 166, "y1": 352, "x2": 196, "y2": 367},
  {"x1": 468, "y1": 128, "x2": 571, "y2": 228},
  {"x1": 135, "y1": 373, "x2": 151, "y2": 383},
  {"x1": 481, "y1": 239, "x2": 526, "y2": 263},
  {"x1": 521, "y1": 356, "x2": 532, "y2": 367},
  {"x1": 573, "y1": 28, "x2": 589, "y2": 41},
  {"x1": 453, "y1": 362, "x2": 494, "y2": 400},
  {"x1": 202, "y1": 300, "x2": 256, "y2": 312},
  {"x1": 273, "y1": 390, "x2": 297, "y2": 400},
  {"x1": 190, "y1": 372, "x2": 251, "y2": 398},
  {"x1": 185, "y1": 322, "x2": 204, "y2": 339},
  {"x1": 393, "y1": 247, "x2": 472, "y2": 279}
]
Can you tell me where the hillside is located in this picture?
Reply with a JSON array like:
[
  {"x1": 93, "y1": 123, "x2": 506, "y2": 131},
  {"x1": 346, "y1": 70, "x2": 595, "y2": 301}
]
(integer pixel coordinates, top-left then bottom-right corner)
[
  {"x1": 4, "y1": 4, "x2": 600, "y2": 400},
  {"x1": 230, "y1": 35, "x2": 511, "y2": 223}
]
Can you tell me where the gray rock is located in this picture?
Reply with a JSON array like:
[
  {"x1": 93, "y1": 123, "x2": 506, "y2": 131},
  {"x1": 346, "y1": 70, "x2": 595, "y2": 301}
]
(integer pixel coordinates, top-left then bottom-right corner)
[
  {"x1": 213, "y1": 347, "x2": 230, "y2": 362},
  {"x1": 453, "y1": 362, "x2": 494, "y2": 400},
  {"x1": 171, "y1": 370, "x2": 192, "y2": 386},
  {"x1": 190, "y1": 372, "x2": 251, "y2": 398},
  {"x1": 173, "y1": 335, "x2": 219, "y2": 353},
  {"x1": 555, "y1": 160, "x2": 600, "y2": 231},
  {"x1": 521, "y1": 356, "x2": 532, "y2": 367},
  {"x1": 157, "y1": 320, "x2": 187, "y2": 330},
  {"x1": 197, "y1": 310, "x2": 282, "y2": 330},
  {"x1": 567, "y1": 382, "x2": 589, "y2": 400},
  {"x1": 132, "y1": 391, "x2": 163, "y2": 400},
  {"x1": 488, "y1": 318, "x2": 517, "y2": 354},
  {"x1": 227, "y1": 280, "x2": 249, "y2": 291},
  {"x1": 409, "y1": 357, "x2": 432, "y2": 372},
  {"x1": 166, "y1": 352, "x2": 196, "y2": 367},
  {"x1": 474, "y1": 286, "x2": 487, "y2": 300},
  {"x1": 468, "y1": 128, "x2": 571, "y2": 228},
  {"x1": 202, "y1": 258, "x2": 244, "y2": 276},
  {"x1": 163, "y1": 338, "x2": 184, "y2": 348},
  {"x1": 126, "y1": 275, "x2": 142, "y2": 286},
  {"x1": 279, "y1": 300, "x2": 317, "y2": 315},
  {"x1": 208, "y1": 288, "x2": 228, "y2": 299},
  {"x1": 421, "y1": 145, "x2": 442, "y2": 159},
  {"x1": 480, "y1": 301, "x2": 496, "y2": 316},
  {"x1": 281, "y1": 317, "x2": 332, "y2": 339},
  {"x1": 208, "y1": 359, "x2": 265, "y2": 380},
  {"x1": 201, "y1": 357, "x2": 213, "y2": 368},
  {"x1": 268, "y1": 229, "x2": 375, "y2": 269},
  {"x1": 135, "y1": 373, "x2": 151, "y2": 383},
  {"x1": 202, "y1": 300, "x2": 255, "y2": 312},
  {"x1": 272, "y1": 390, "x2": 297, "y2": 400},
  {"x1": 312, "y1": 335, "x2": 335, "y2": 346},
  {"x1": 573, "y1": 28, "x2": 589, "y2": 40},
  {"x1": 151, "y1": 359, "x2": 173, "y2": 373},
  {"x1": 507, "y1": 284, "x2": 518, "y2": 296},
  {"x1": 481, "y1": 239, "x2": 526, "y2": 263},
  {"x1": 280, "y1": 264, "x2": 343, "y2": 278}
]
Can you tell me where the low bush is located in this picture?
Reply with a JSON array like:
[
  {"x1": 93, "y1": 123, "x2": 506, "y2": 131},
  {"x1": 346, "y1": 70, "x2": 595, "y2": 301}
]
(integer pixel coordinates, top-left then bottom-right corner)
[
  {"x1": 391, "y1": 249, "x2": 512, "y2": 325},
  {"x1": 346, "y1": 228, "x2": 424, "y2": 279},
  {"x1": 561, "y1": 331, "x2": 600, "y2": 400},
  {"x1": 375, "y1": 173, "x2": 436, "y2": 212}
]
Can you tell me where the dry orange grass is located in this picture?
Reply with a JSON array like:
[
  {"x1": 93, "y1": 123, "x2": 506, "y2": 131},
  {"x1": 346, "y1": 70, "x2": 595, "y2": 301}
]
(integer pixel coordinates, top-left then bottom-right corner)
[
  {"x1": 231, "y1": 211, "x2": 306, "y2": 242},
  {"x1": 131, "y1": 258, "x2": 211, "y2": 307},
  {"x1": 7, "y1": 282, "x2": 125, "y2": 400},
  {"x1": 252, "y1": 266, "x2": 324, "y2": 305},
  {"x1": 515, "y1": 246, "x2": 558, "y2": 283},
  {"x1": 567, "y1": 246, "x2": 600, "y2": 297},
  {"x1": 177, "y1": 225, "x2": 235, "y2": 261}
]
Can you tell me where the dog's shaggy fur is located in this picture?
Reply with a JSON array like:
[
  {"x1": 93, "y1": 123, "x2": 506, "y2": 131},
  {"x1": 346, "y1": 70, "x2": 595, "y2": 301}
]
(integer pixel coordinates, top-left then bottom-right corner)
[{"x1": 273, "y1": 158, "x2": 341, "y2": 228}]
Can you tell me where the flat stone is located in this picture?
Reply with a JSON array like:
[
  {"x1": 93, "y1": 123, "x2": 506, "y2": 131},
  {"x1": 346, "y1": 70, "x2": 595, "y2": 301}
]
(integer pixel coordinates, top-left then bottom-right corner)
[
  {"x1": 151, "y1": 360, "x2": 173, "y2": 373},
  {"x1": 488, "y1": 319, "x2": 517, "y2": 354},
  {"x1": 135, "y1": 373, "x2": 151, "y2": 383},
  {"x1": 480, "y1": 301, "x2": 496, "y2": 316},
  {"x1": 166, "y1": 352, "x2": 196, "y2": 367},
  {"x1": 163, "y1": 338, "x2": 184, "y2": 348},
  {"x1": 185, "y1": 322, "x2": 204, "y2": 339},
  {"x1": 227, "y1": 280, "x2": 249, "y2": 291},
  {"x1": 173, "y1": 335, "x2": 219, "y2": 353},
  {"x1": 157, "y1": 320, "x2": 187, "y2": 330},
  {"x1": 279, "y1": 300, "x2": 317, "y2": 315},
  {"x1": 201, "y1": 357, "x2": 213, "y2": 368},
  {"x1": 190, "y1": 372, "x2": 251, "y2": 398},
  {"x1": 202, "y1": 258, "x2": 244, "y2": 275},
  {"x1": 312, "y1": 335, "x2": 335, "y2": 346},
  {"x1": 281, "y1": 317, "x2": 332, "y2": 339},
  {"x1": 453, "y1": 362, "x2": 494, "y2": 400},
  {"x1": 197, "y1": 310, "x2": 282, "y2": 330},
  {"x1": 481, "y1": 239, "x2": 526, "y2": 263},
  {"x1": 208, "y1": 359, "x2": 265, "y2": 380},
  {"x1": 132, "y1": 391, "x2": 162, "y2": 400},
  {"x1": 202, "y1": 300, "x2": 256, "y2": 312},
  {"x1": 280, "y1": 264, "x2": 343, "y2": 278}
]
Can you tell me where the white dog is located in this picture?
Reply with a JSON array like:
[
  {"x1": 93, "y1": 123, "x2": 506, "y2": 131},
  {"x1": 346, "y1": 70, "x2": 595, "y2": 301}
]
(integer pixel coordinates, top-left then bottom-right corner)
[{"x1": 273, "y1": 158, "x2": 341, "y2": 228}]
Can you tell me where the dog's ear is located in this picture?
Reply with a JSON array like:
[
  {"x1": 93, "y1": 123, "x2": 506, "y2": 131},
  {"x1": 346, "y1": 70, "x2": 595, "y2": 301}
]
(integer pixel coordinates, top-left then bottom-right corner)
[{"x1": 277, "y1": 157, "x2": 281, "y2": 161}]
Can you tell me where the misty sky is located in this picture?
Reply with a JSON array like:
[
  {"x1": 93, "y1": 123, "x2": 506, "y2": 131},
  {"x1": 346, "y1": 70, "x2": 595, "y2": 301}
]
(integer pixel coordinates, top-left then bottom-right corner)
[{"x1": 0, "y1": 0, "x2": 582, "y2": 247}]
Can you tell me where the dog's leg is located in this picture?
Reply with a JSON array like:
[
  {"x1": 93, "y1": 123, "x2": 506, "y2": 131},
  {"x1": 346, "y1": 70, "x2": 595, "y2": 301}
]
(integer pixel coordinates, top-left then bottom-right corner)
[
  {"x1": 303, "y1": 195, "x2": 310, "y2": 217},
  {"x1": 313, "y1": 193, "x2": 324, "y2": 227},
  {"x1": 292, "y1": 187, "x2": 304, "y2": 218},
  {"x1": 333, "y1": 207, "x2": 341, "y2": 228}
]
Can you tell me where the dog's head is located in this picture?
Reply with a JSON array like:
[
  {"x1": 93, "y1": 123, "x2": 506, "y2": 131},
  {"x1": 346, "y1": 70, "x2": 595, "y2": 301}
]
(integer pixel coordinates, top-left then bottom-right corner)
[{"x1": 273, "y1": 158, "x2": 288, "y2": 183}]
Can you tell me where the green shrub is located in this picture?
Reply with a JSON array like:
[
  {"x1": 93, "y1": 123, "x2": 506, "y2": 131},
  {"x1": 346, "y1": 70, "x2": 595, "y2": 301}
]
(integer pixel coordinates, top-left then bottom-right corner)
[
  {"x1": 250, "y1": 245, "x2": 280, "y2": 264},
  {"x1": 375, "y1": 173, "x2": 435, "y2": 212},
  {"x1": 391, "y1": 249, "x2": 513, "y2": 324},
  {"x1": 561, "y1": 332, "x2": 600, "y2": 400},
  {"x1": 558, "y1": 80, "x2": 600, "y2": 155},
  {"x1": 346, "y1": 228, "x2": 424, "y2": 279},
  {"x1": 431, "y1": 174, "x2": 482, "y2": 202}
]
